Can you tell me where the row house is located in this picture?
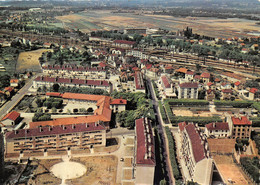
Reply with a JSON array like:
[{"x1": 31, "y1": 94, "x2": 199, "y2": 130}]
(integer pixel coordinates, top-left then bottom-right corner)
[
  {"x1": 42, "y1": 65, "x2": 107, "y2": 79},
  {"x1": 126, "y1": 49, "x2": 149, "y2": 60},
  {"x1": 159, "y1": 75, "x2": 176, "y2": 99},
  {"x1": 134, "y1": 72, "x2": 146, "y2": 93},
  {"x1": 135, "y1": 118, "x2": 156, "y2": 185},
  {"x1": 33, "y1": 76, "x2": 111, "y2": 93},
  {"x1": 113, "y1": 40, "x2": 136, "y2": 49},
  {"x1": 5, "y1": 123, "x2": 106, "y2": 155},
  {"x1": 179, "y1": 123, "x2": 213, "y2": 185},
  {"x1": 177, "y1": 82, "x2": 199, "y2": 99}
]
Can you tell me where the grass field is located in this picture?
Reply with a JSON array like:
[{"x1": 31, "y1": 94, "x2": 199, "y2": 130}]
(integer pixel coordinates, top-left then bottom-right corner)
[
  {"x1": 56, "y1": 10, "x2": 260, "y2": 38},
  {"x1": 0, "y1": 47, "x2": 21, "y2": 76},
  {"x1": 16, "y1": 49, "x2": 52, "y2": 73}
]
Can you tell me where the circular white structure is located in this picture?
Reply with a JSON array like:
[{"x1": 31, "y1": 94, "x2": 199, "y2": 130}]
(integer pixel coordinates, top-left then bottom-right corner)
[{"x1": 51, "y1": 161, "x2": 86, "y2": 183}]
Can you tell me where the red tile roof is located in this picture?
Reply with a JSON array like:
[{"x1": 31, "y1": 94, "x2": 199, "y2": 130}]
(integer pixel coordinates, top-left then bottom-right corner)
[
  {"x1": 2, "y1": 111, "x2": 20, "y2": 121},
  {"x1": 179, "y1": 82, "x2": 198, "y2": 88},
  {"x1": 205, "y1": 122, "x2": 229, "y2": 131},
  {"x1": 194, "y1": 75, "x2": 201, "y2": 79},
  {"x1": 186, "y1": 71, "x2": 194, "y2": 75},
  {"x1": 176, "y1": 68, "x2": 188, "y2": 73},
  {"x1": 110, "y1": 99, "x2": 127, "y2": 105},
  {"x1": 234, "y1": 81, "x2": 241, "y2": 86},
  {"x1": 207, "y1": 82, "x2": 214, "y2": 87},
  {"x1": 4, "y1": 87, "x2": 14, "y2": 92},
  {"x1": 231, "y1": 116, "x2": 252, "y2": 126},
  {"x1": 30, "y1": 93, "x2": 112, "y2": 129},
  {"x1": 184, "y1": 124, "x2": 206, "y2": 163},
  {"x1": 178, "y1": 122, "x2": 187, "y2": 132},
  {"x1": 161, "y1": 76, "x2": 171, "y2": 88},
  {"x1": 250, "y1": 88, "x2": 258, "y2": 94},
  {"x1": 46, "y1": 92, "x2": 62, "y2": 97},
  {"x1": 214, "y1": 78, "x2": 220, "y2": 82},
  {"x1": 6, "y1": 123, "x2": 105, "y2": 139},
  {"x1": 145, "y1": 64, "x2": 152, "y2": 70},
  {"x1": 222, "y1": 89, "x2": 233, "y2": 93},
  {"x1": 34, "y1": 77, "x2": 109, "y2": 87},
  {"x1": 135, "y1": 118, "x2": 155, "y2": 166},
  {"x1": 113, "y1": 40, "x2": 136, "y2": 45},
  {"x1": 201, "y1": 72, "x2": 210, "y2": 78},
  {"x1": 10, "y1": 79, "x2": 19, "y2": 83}
]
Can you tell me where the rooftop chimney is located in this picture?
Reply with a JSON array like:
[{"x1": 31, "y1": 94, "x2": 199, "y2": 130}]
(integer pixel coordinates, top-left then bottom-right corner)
[
  {"x1": 39, "y1": 126, "x2": 43, "y2": 132},
  {"x1": 15, "y1": 130, "x2": 18, "y2": 135},
  {"x1": 49, "y1": 126, "x2": 52, "y2": 131},
  {"x1": 213, "y1": 122, "x2": 216, "y2": 128},
  {"x1": 86, "y1": 123, "x2": 89, "y2": 128}
]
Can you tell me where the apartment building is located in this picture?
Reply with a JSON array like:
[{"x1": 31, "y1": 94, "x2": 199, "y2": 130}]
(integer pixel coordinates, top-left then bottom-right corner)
[
  {"x1": 135, "y1": 117, "x2": 156, "y2": 185},
  {"x1": 42, "y1": 65, "x2": 107, "y2": 79},
  {"x1": 134, "y1": 72, "x2": 146, "y2": 93},
  {"x1": 179, "y1": 122, "x2": 213, "y2": 185},
  {"x1": 177, "y1": 82, "x2": 198, "y2": 99},
  {"x1": 159, "y1": 75, "x2": 176, "y2": 99},
  {"x1": 5, "y1": 123, "x2": 106, "y2": 155},
  {"x1": 227, "y1": 115, "x2": 252, "y2": 139},
  {"x1": 33, "y1": 76, "x2": 111, "y2": 93}
]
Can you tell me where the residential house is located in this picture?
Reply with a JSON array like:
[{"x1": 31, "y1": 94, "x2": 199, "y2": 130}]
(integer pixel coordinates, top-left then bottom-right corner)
[
  {"x1": 206, "y1": 89, "x2": 215, "y2": 101},
  {"x1": 1, "y1": 111, "x2": 21, "y2": 128},
  {"x1": 205, "y1": 122, "x2": 231, "y2": 138},
  {"x1": 248, "y1": 88, "x2": 260, "y2": 100},
  {"x1": 178, "y1": 82, "x2": 198, "y2": 99},
  {"x1": 185, "y1": 71, "x2": 194, "y2": 81},
  {"x1": 179, "y1": 123, "x2": 213, "y2": 185},
  {"x1": 201, "y1": 73, "x2": 210, "y2": 83},
  {"x1": 221, "y1": 89, "x2": 233, "y2": 100},
  {"x1": 234, "y1": 81, "x2": 242, "y2": 91},
  {"x1": 10, "y1": 79, "x2": 19, "y2": 87},
  {"x1": 135, "y1": 117, "x2": 155, "y2": 185},
  {"x1": 110, "y1": 99, "x2": 127, "y2": 113}
]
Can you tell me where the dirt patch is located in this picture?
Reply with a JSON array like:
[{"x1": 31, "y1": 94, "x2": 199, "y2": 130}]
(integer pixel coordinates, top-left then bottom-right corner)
[
  {"x1": 69, "y1": 155, "x2": 118, "y2": 185},
  {"x1": 123, "y1": 169, "x2": 132, "y2": 180},
  {"x1": 16, "y1": 49, "x2": 52, "y2": 73},
  {"x1": 125, "y1": 138, "x2": 134, "y2": 145},
  {"x1": 213, "y1": 155, "x2": 251, "y2": 185},
  {"x1": 29, "y1": 156, "x2": 118, "y2": 185},
  {"x1": 173, "y1": 109, "x2": 214, "y2": 117},
  {"x1": 124, "y1": 158, "x2": 132, "y2": 168}
]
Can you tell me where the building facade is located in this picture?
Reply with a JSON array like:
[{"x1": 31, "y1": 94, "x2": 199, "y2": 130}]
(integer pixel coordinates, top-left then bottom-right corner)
[
  {"x1": 205, "y1": 122, "x2": 231, "y2": 138},
  {"x1": 5, "y1": 123, "x2": 106, "y2": 155},
  {"x1": 227, "y1": 115, "x2": 252, "y2": 139},
  {"x1": 179, "y1": 122, "x2": 213, "y2": 185},
  {"x1": 178, "y1": 82, "x2": 198, "y2": 99}
]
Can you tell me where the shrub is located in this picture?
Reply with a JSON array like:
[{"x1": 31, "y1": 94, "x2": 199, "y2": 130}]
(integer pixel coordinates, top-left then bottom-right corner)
[
  {"x1": 159, "y1": 101, "x2": 167, "y2": 121},
  {"x1": 250, "y1": 117, "x2": 260, "y2": 127},
  {"x1": 240, "y1": 157, "x2": 260, "y2": 183},
  {"x1": 165, "y1": 126, "x2": 181, "y2": 180},
  {"x1": 165, "y1": 99, "x2": 209, "y2": 106},
  {"x1": 171, "y1": 116, "x2": 222, "y2": 126},
  {"x1": 214, "y1": 100, "x2": 253, "y2": 108}
]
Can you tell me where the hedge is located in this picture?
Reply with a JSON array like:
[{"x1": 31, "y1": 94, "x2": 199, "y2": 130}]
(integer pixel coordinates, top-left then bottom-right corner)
[
  {"x1": 249, "y1": 117, "x2": 260, "y2": 127},
  {"x1": 165, "y1": 126, "x2": 182, "y2": 180},
  {"x1": 152, "y1": 80, "x2": 160, "y2": 99},
  {"x1": 165, "y1": 99, "x2": 209, "y2": 106},
  {"x1": 159, "y1": 101, "x2": 167, "y2": 121},
  {"x1": 214, "y1": 100, "x2": 253, "y2": 108},
  {"x1": 252, "y1": 102, "x2": 260, "y2": 112},
  {"x1": 240, "y1": 157, "x2": 260, "y2": 183},
  {"x1": 171, "y1": 116, "x2": 222, "y2": 126},
  {"x1": 164, "y1": 101, "x2": 174, "y2": 123}
]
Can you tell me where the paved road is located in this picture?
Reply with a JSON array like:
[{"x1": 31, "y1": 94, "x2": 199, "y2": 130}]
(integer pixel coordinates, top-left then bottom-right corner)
[
  {"x1": 107, "y1": 127, "x2": 135, "y2": 138},
  {"x1": 0, "y1": 76, "x2": 35, "y2": 120},
  {"x1": 147, "y1": 78, "x2": 175, "y2": 185}
]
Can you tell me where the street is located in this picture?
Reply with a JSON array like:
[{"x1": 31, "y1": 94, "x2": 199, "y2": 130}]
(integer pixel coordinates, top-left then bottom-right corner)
[
  {"x1": 147, "y1": 78, "x2": 175, "y2": 185},
  {"x1": 0, "y1": 76, "x2": 35, "y2": 120}
]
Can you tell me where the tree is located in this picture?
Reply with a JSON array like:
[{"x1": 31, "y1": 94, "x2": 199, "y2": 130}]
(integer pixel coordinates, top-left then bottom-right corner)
[{"x1": 52, "y1": 83, "x2": 60, "y2": 92}]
